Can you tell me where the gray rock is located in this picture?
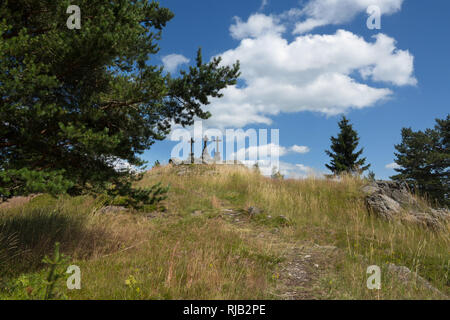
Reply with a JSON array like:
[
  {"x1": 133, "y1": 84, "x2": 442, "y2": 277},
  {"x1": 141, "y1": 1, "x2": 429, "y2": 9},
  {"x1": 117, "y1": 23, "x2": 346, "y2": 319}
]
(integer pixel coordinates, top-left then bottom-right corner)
[
  {"x1": 430, "y1": 208, "x2": 450, "y2": 221},
  {"x1": 405, "y1": 210, "x2": 449, "y2": 231},
  {"x1": 363, "y1": 180, "x2": 449, "y2": 230},
  {"x1": 387, "y1": 263, "x2": 447, "y2": 298},
  {"x1": 192, "y1": 210, "x2": 203, "y2": 216},
  {"x1": 248, "y1": 206, "x2": 263, "y2": 216},
  {"x1": 361, "y1": 185, "x2": 379, "y2": 194},
  {"x1": 366, "y1": 193, "x2": 401, "y2": 220},
  {"x1": 363, "y1": 181, "x2": 416, "y2": 206},
  {"x1": 98, "y1": 206, "x2": 127, "y2": 214}
]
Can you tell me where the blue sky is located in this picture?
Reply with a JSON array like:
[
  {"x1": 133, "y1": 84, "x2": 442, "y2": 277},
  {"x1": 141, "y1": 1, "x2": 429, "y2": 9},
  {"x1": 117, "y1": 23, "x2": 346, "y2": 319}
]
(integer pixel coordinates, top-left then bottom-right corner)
[{"x1": 142, "y1": 0, "x2": 450, "y2": 179}]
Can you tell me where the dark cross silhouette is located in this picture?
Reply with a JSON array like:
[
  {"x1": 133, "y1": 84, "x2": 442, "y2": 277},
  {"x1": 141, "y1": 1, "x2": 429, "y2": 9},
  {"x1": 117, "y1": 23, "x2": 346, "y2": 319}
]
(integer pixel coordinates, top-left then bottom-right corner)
[
  {"x1": 203, "y1": 135, "x2": 209, "y2": 152},
  {"x1": 189, "y1": 137, "x2": 195, "y2": 164}
]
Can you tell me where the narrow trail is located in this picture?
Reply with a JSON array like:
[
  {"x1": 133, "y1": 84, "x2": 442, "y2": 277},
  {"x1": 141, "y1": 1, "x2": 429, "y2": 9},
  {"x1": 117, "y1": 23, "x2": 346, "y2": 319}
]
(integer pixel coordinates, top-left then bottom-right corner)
[{"x1": 218, "y1": 206, "x2": 341, "y2": 300}]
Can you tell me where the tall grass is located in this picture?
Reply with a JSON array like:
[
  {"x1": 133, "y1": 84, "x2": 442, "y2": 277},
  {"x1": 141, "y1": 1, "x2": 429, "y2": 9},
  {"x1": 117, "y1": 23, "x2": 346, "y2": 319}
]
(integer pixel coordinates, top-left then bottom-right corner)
[
  {"x1": 0, "y1": 179, "x2": 279, "y2": 299},
  {"x1": 140, "y1": 165, "x2": 449, "y2": 298},
  {"x1": 1, "y1": 164, "x2": 448, "y2": 299},
  {"x1": 67, "y1": 217, "x2": 279, "y2": 299},
  {"x1": 0, "y1": 194, "x2": 147, "y2": 276}
]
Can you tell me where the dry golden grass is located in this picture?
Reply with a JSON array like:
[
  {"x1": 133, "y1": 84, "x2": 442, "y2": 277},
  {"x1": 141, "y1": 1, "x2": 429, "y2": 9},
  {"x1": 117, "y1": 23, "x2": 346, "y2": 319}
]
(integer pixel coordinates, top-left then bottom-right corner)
[
  {"x1": 1, "y1": 164, "x2": 448, "y2": 299},
  {"x1": 67, "y1": 218, "x2": 278, "y2": 299},
  {"x1": 140, "y1": 165, "x2": 449, "y2": 299}
]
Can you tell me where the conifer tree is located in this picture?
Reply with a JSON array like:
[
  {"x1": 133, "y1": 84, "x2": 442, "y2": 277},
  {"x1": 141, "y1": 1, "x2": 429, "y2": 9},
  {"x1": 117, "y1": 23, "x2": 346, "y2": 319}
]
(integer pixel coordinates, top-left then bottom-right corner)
[
  {"x1": 325, "y1": 116, "x2": 370, "y2": 175},
  {"x1": 0, "y1": 1, "x2": 240, "y2": 203},
  {"x1": 392, "y1": 115, "x2": 449, "y2": 206}
]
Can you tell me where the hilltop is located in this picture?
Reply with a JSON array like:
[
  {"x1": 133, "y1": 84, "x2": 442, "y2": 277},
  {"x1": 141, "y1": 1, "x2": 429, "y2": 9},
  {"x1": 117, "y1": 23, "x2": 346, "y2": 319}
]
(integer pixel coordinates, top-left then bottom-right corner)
[{"x1": 0, "y1": 165, "x2": 448, "y2": 299}]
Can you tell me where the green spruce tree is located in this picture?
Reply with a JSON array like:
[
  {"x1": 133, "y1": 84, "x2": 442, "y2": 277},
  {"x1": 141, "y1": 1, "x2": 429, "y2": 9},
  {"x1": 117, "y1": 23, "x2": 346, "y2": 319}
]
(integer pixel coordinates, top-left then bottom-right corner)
[
  {"x1": 0, "y1": 1, "x2": 240, "y2": 203},
  {"x1": 391, "y1": 115, "x2": 449, "y2": 206},
  {"x1": 325, "y1": 116, "x2": 370, "y2": 175}
]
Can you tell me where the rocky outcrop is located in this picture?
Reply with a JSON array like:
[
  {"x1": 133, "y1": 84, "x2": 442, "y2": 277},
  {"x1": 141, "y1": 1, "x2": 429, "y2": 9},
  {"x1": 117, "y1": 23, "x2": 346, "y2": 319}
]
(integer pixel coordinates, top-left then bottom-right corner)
[
  {"x1": 97, "y1": 205, "x2": 127, "y2": 214},
  {"x1": 387, "y1": 263, "x2": 448, "y2": 298},
  {"x1": 362, "y1": 181, "x2": 417, "y2": 207},
  {"x1": 365, "y1": 193, "x2": 401, "y2": 220},
  {"x1": 362, "y1": 181, "x2": 449, "y2": 230},
  {"x1": 248, "y1": 206, "x2": 263, "y2": 216}
]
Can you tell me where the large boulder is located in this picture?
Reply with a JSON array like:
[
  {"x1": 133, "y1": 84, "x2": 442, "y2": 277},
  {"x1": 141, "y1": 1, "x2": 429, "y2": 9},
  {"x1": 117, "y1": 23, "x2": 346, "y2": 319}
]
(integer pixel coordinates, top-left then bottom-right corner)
[
  {"x1": 404, "y1": 208, "x2": 450, "y2": 231},
  {"x1": 362, "y1": 180, "x2": 449, "y2": 230},
  {"x1": 362, "y1": 181, "x2": 416, "y2": 206},
  {"x1": 366, "y1": 193, "x2": 401, "y2": 220}
]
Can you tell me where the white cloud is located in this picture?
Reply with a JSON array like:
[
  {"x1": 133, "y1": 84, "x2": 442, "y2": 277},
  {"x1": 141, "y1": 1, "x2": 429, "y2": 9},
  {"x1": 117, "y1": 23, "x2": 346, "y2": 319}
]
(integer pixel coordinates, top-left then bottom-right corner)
[
  {"x1": 290, "y1": 145, "x2": 310, "y2": 154},
  {"x1": 229, "y1": 14, "x2": 285, "y2": 40},
  {"x1": 162, "y1": 54, "x2": 189, "y2": 73},
  {"x1": 204, "y1": 18, "x2": 416, "y2": 128},
  {"x1": 279, "y1": 162, "x2": 321, "y2": 179},
  {"x1": 239, "y1": 159, "x2": 318, "y2": 179},
  {"x1": 227, "y1": 143, "x2": 314, "y2": 179},
  {"x1": 230, "y1": 143, "x2": 310, "y2": 161},
  {"x1": 230, "y1": 143, "x2": 287, "y2": 160},
  {"x1": 292, "y1": 0, "x2": 404, "y2": 33},
  {"x1": 385, "y1": 162, "x2": 401, "y2": 170}
]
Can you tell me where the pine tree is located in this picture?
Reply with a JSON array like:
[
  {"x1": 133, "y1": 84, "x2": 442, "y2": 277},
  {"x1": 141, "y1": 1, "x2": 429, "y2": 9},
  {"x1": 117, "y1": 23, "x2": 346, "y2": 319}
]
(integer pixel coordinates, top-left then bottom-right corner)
[
  {"x1": 367, "y1": 170, "x2": 376, "y2": 181},
  {"x1": 391, "y1": 115, "x2": 449, "y2": 206},
  {"x1": 325, "y1": 116, "x2": 370, "y2": 175},
  {"x1": 0, "y1": 1, "x2": 240, "y2": 203}
]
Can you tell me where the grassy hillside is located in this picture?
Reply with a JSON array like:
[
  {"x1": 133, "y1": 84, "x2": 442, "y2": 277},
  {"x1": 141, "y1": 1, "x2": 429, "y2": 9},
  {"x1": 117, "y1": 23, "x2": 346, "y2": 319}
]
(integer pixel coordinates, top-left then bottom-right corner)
[{"x1": 0, "y1": 165, "x2": 448, "y2": 299}]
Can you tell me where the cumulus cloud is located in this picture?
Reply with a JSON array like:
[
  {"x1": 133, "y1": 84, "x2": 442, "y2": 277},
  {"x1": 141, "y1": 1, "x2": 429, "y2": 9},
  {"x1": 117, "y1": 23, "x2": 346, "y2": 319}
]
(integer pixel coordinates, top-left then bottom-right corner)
[
  {"x1": 230, "y1": 143, "x2": 310, "y2": 160},
  {"x1": 292, "y1": 0, "x2": 404, "y2": 33},
  {"x1": 290, "y1": 145, "x2": 310, "y2": 154},
  {"x1": 226, "y1": 142, "x2": 314, "y2": 179},
  {"x1": 162, "y1": 54, "x2": 189, "y2": 73},
  {"x1": 230, "y1": 143, "x2": 287, "y2": 160},
  {"x1": 386, "y1": 162, "x2": 401, "y2": 170},
  {"x1": 238, "y1": 158, "x2": 317, "y2": 179},
  {"x1": 230, "y1": 14, "x2": 285, "y2": 40},
  {"x1": 279, "y1": 162, "x2": 320, "y2": 179},
  {"x1": 203, "y1": 17, "x2": 416, "y2": 128}
]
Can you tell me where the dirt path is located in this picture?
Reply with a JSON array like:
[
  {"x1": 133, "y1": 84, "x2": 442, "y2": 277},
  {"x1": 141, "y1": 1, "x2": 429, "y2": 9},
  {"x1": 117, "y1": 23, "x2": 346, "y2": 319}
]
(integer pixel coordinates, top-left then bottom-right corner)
[{"x1": 219, "y1": 207, "x2": 341, "y2": 300}]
